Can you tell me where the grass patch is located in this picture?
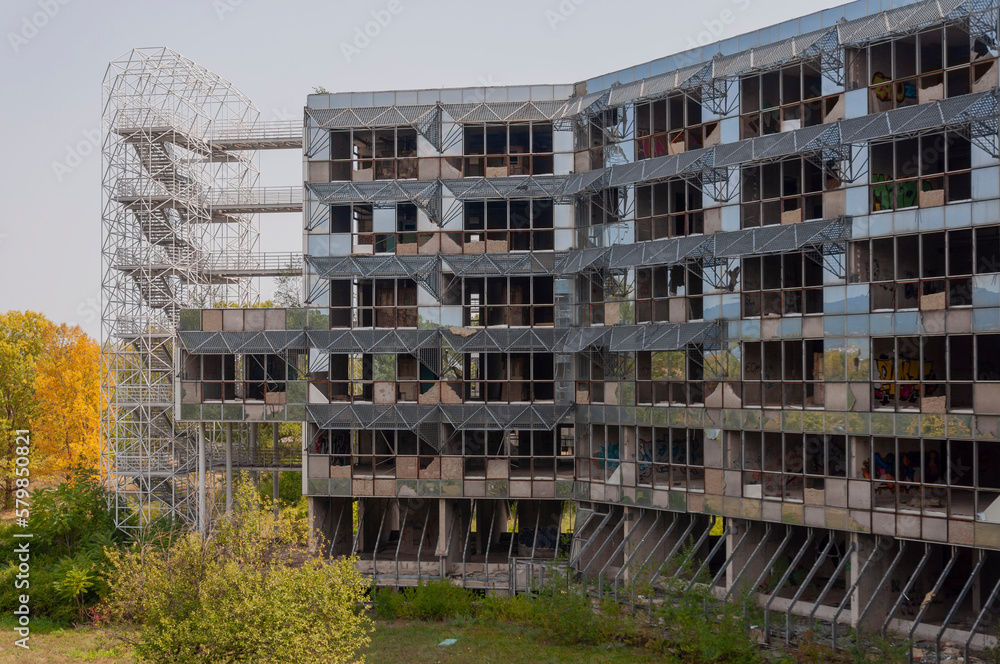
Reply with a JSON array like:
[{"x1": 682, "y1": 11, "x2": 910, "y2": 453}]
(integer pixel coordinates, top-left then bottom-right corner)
[
  {"x1": 0, "y1": 622, "x2": 128, "y2": 664},
  {"x1": 364, "y1": 620, "x2": 665, "y2": 664}
]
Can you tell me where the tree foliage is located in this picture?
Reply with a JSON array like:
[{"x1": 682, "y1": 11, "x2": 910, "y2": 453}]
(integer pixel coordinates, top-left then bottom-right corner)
[
  {"x1": 0, "y1": 312, "x2": 102, "y2": 506},
  {"x1": 0, "y1": 310, "x2": 51, "y2": 507},
  {"x1": 104, "y1": 477, "x2": 373, "y2": 664},
  {"x1": 0, "y1": 470, "x2": 124, "y2": 622},
  {"x1": 33, "y1": 323, "x2": 101, "y2": 478}
]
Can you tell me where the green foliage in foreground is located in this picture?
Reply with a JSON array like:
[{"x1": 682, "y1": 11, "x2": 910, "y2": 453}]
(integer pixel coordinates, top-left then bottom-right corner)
[
  {"x1": 103, "y1": 477, "x2": 373, "y2": 664},
  {"x1": 0, "y1": 470, "x2": 126, "y2": 622},
  {"x1": 374, "y1": 569, "x2": 767, "y2": 663}
]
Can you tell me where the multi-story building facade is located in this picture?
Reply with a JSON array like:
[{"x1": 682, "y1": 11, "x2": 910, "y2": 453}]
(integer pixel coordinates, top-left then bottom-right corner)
[{"x1": 103, "y1": 0, "x2": 1000, "y2": 654}]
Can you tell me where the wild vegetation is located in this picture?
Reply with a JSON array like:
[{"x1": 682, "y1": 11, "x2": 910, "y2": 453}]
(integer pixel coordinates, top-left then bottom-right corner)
[
  {"x1": 103, "y1": 478, "x2": 372, "y2": 664},
  {"x1": 0, "y1": 311, "x2": 100, "y2": 506}
]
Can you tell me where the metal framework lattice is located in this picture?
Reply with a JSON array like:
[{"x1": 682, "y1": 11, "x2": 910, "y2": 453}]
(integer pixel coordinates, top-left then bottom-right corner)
[{"x1": 101, "y1": 48, "x2": 270, "y2": 530}]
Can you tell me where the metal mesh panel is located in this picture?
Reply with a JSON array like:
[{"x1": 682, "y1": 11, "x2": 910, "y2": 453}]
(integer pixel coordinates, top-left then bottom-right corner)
[
  {"x1": 714, "y1": 27, "x2": 833, "y2": 77},
  {"x1": 179, "y1": 331, "x2": 305, "y2": 354}
]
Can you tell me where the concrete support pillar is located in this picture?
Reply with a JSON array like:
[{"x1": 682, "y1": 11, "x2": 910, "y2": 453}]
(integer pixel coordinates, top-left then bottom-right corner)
[
  {"x1": 225, "y1": 422, "x2": 233, "y2": 514},
  {"x1": 475, "y1": 500, "x2": 508, "y2": 557},
  {"x1": 727, "y1": 520, "x2": 772, "y2": 596},
  {"x1": 436, "y1": 498, "x2": 463, "y2": 564},
  {"x1": 851, "y1": 533, "x2": 894, "y2": 630},
  {"x1": 577, "y1": 506, "x2": 625, "y2": 578},
  {"x1": 620, "y1": 506, "x2": 659, "y2": 585},
  {"x1": 198, "y1": 423, "x2": 206, "y2": 535}
]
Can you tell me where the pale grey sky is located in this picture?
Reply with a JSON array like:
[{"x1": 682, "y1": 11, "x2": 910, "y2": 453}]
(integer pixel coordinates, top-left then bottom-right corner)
[{"x1": 0, "y1": 0, "x2": 844, "y2": 338}]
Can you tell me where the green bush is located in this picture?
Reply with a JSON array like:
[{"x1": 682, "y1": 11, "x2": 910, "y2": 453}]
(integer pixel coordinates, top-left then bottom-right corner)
[
  {"x1": 403, "y1": 579, "x2": 473, "y2": 621},
  {"x1": 374, "y1": 580, "x2": 473, "y2": 622},
  {"x1": 653, "y1": 581, "x2": 764, "y2": 664},
  {"x1": 372, "y1": 586, "x2": 404, "y2": 621},
  {"x1": 104, "y1": 478, "x2": 373, "y2": 664},
  {"x1": 0, "y1": 470, "x2": 124, "y2": 623}
]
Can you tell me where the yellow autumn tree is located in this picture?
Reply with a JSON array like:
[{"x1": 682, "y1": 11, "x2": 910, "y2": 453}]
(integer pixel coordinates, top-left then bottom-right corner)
[
  {"x1": 0, "y1": 310, "x2": 51, "y2": 507},
  {"x1": 32, "y1": 324, "x2": 101, "y2": 479}
]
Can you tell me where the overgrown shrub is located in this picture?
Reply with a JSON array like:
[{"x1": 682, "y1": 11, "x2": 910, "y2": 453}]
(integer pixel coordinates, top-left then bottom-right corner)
[
  {"x1": 104, "y1": 477, "x2": 373, "y2": 664},
  {"x1": 0, "y1": 470, "x2": 124, "y2": 623},
  {"x1": 374, "y1": 579, "x2": 473, "y2": 621}
]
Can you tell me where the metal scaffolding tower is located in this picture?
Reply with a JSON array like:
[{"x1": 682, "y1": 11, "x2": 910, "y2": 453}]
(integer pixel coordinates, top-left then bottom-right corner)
[{"x1": 100, "y1": 47, "x2": 298, "y2": 529}]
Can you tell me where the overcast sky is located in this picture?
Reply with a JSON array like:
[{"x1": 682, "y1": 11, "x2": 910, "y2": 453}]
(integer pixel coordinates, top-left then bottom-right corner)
[{"x1": 0, "y1": 0, "x2": 844, "y2": 339}]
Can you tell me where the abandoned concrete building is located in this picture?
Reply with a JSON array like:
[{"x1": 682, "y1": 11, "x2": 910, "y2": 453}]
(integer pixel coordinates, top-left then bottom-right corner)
[{"x1": 101, "y1": 0, "x2": 1000, "y2": 655}]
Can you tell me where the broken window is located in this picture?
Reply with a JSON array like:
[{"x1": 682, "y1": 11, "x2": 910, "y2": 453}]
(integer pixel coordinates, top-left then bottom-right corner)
[
  {"x1": 353, "y1": 278, "x2": 418, "y2": 329},
  {"x1": 461, "y1": 276, "x2": 554, "y2": 327},
  {"x1": 850, "y1": 25, "x2": 998, "y2": 111},
  {"x1": 463, "y1": 198, "x2": 555, "y2": 253},
  {"x1": 635, "y1": 264, "x2": 704, "y2": 324},
  {"x1": 741, "y1": 157, "x2": 829, "y2": 228},
  {"x1": 325, "y1": 127, "x2": 418, "y2": 182},
  {"x1": 851, "y1": 230, "x2": 982, "y2": 311},
  {"x1": 870, "y1": 131, "x2": 971, "y2": 212},
  {"x1": 635, "y1": 179, "x2": 704, "y2": 241},
  {"x1": 635, "y1": 91, "x2": 719, "y2": 159},
  {"x1": 740, "y1": 59, "x2": 843, "y2": 139},
  {"x1": 464, "y1": 122, "x2": 553, "y2": 176},
  {"x1": 741, "y1": 250, "x2": 824, "y2": 317}
]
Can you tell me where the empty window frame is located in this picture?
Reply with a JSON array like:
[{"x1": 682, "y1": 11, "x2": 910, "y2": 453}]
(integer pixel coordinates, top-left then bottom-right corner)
[
  {"x1": 847, "y1": 25, "x2": 999, "y2": 112},
  {"x1": 635, "y1": 92, "x2": 719, "y2": 159},
  {"x1": 635, "y1": 264, "x2": 705, "y2": 323},
  {"x1": 740, "y1": 61, "x2": 843, "y2": 138},
  {"x1": 741, "y1": 158, "x2": 830, "y2": 228},
  {"x1": 866, "y1": 436, "x2": 981, "y2": 520},
  {"x1": 589, "y1": 425, "x2": 704, "y2": 490},
  {"x1": 741, "y1": 432, "x2": 846, "y2": 501},
  {"x1": 329, "y1": 127, "x2": 418, "y2": 181},
  {"x1": 350, "y1": 429, "x2": 427, "y2": 477},
  {"x1": 851, "y1": 229, "x2": 997, "y2": 311},
  {"x1": 334, "y1": 204, "x2": 376, "y2": 254},
  {"x1": 315, "y1": 353, "x2": 420, "y2": 404},
  {"x1": 869, "y1": 131, "x2": 972, "y2": 212},
  {"x1": 575, "y1": 352, "x2": 652, "y2": 405},
  {"x1": 742, "y1": 339, "x2": 826, "y2": 408},
  {"x1": 635, "y1": 179, "x2": 705, "y2": 241},
  {"x1": 741, "y1": 250, "x2": 824, "y2": 317},
  {"x1": 335, "y1": 202, "x2": 419, "y2": 255},
  {"x1": 311, "y1": 428, "x2": 353, "y2": 466},
  {"x1": 871, "y1": 335, "x2": 971, "y2": 410},
  {"x1": 187, "y1": 353, "x2": 294, "y2": 403},
  {"x1": 352, "y1": 278, "x2": 418, "y2": 328},
  {"x1": 463, "y1": 199, "x2": 555, "y2": 252},
  {"x1": 464, "y1": 122, "x2": 554, "y2": 176},
  {"x1": 461, "y1": 352, "x2": 555, "y2": 404},
  {"x1": 460, "y1": 276, "x2": 554, "y2": 327},
  {"x1": 635, "y1": 349, "x2": 706, "y2": 406}
]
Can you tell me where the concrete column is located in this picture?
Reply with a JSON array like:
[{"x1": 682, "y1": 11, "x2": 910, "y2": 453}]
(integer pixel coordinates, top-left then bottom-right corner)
[
  {"x1": 475, "y1": 500, "x2": 508, "y2": 557},
  {"x1": 198, "y1": 423, "x2": 206, "y2": 535},
  {"x1": 225, "y1": 422, "x2": 233, "y2": 514},
  {"x1": 727, "y1": 519, "x2": 772, "y2": 596},
  {"x1": 851, "y1": 533, "x2": 894, "y2": 630}
]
